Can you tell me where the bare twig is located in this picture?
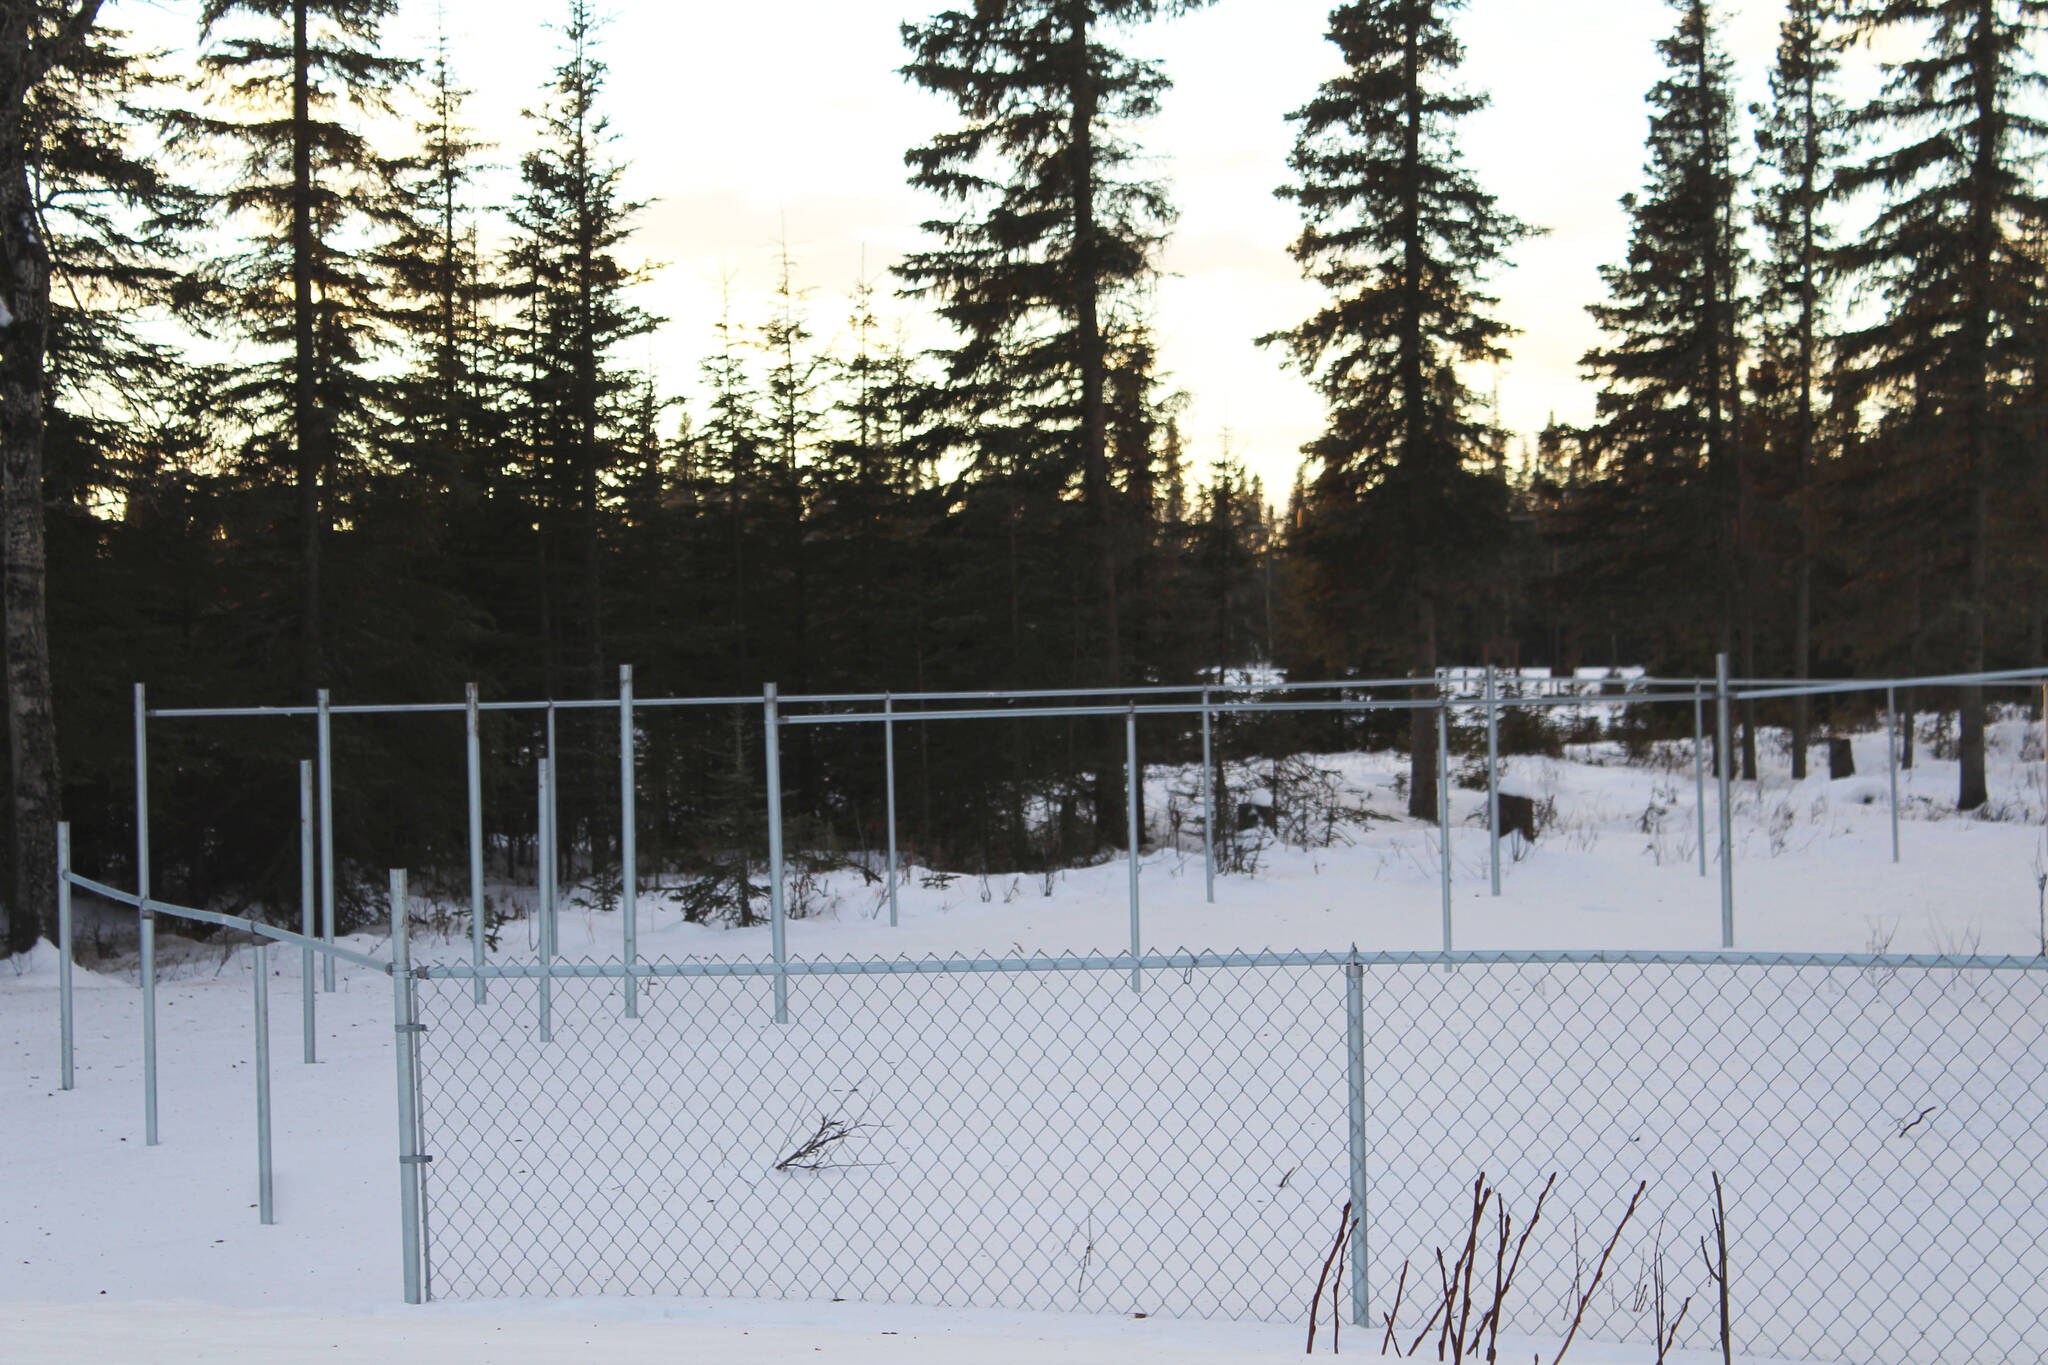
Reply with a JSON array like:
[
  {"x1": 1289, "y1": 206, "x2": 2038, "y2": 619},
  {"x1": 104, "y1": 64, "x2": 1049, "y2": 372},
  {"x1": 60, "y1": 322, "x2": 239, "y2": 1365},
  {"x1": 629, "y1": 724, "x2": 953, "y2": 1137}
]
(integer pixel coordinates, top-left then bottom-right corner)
[
  {"x1": 1381, "y1": 1259, "x2": 1410, "y2": 1356},
  {"x1": 1551, "y1": 1180, "x2": 1647, "y2": 1365},
  {"x1": 1481, "y1": 1173, "x2": 1556, "y2": 1361},
  {"x1": 1898, "y1": 1105, "x2": 1937, "y2": 1138},
  {"x1": 1306, "y1": 1199, "x2": 1352, "y2": 1355},
  {"x1": 773, "y1": 1115, "x2": 871, "y2": 1171}
]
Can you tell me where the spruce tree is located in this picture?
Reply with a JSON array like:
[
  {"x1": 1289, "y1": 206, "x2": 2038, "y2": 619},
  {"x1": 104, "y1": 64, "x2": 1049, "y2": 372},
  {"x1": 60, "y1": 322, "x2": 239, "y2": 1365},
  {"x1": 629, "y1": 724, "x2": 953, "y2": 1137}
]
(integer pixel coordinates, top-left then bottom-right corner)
[
  {"x1": 1580, "y1": 0, "x2": 1745, "y2": 702},
  {"x1": 899, "y1": 0, "x2": 1212, "y2": 843},
  {"x1": 188, "y1": 0, "x2": 416, "y2": 696},
  {"x1": 1265, "y1": 0, "x2": 1531, "y2": 821},
  {"x1": 500, "y1": 0, "x2": 656, "y2": 700},
  {"x1": 1752, "y1": 0, "x2": 1847, "y2": 779},
  {"x1": 1834, "y1": 0, "x2": 2048, "y2": 810}
]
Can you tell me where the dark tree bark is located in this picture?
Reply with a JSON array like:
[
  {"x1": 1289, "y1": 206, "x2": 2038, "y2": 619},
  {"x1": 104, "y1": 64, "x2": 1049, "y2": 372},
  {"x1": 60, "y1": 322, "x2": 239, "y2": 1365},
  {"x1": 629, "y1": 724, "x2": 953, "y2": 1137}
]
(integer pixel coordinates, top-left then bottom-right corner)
[{"x1": 0, "y1": 0, "x2": 103, "y2": 954}]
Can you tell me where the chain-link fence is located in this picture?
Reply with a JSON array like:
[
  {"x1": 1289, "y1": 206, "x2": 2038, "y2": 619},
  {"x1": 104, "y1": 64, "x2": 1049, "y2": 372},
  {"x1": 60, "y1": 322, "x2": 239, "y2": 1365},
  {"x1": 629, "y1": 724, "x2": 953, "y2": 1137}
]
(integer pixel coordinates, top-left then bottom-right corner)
[{"x1": 408, "y1": 950, "x2": 2048, "y2": 1364}]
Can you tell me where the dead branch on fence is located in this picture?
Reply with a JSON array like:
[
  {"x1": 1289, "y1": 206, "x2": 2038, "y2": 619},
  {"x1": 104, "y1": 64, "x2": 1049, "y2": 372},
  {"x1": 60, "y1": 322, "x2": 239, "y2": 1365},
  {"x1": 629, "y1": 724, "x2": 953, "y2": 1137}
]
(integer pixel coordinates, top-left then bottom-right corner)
[
  {"x1": 773, "y1": 1115, "x2": 872, "y2": 1171},
  {"x1": 1550, "y1": 1179, "x2": 1646, "y2": 1365},
  {"x1": 1329, "y1": 1214, "x2": 1354, "y2": 1355},
  {"x1": 1306, "y1": 1198, "x2": 1352, "y2": 1355},
  {"x1": 1898, "y1": 1105, "x2": 1937, "y2": 1138}
]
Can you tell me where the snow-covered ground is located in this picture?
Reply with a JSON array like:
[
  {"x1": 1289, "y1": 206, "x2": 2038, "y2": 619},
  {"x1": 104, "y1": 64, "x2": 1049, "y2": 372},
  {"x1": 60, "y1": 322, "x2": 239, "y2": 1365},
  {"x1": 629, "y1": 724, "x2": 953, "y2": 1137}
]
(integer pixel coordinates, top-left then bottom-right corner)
[{"x1": 6, "y1": 715, "x2": 2045, "y2": 1362}]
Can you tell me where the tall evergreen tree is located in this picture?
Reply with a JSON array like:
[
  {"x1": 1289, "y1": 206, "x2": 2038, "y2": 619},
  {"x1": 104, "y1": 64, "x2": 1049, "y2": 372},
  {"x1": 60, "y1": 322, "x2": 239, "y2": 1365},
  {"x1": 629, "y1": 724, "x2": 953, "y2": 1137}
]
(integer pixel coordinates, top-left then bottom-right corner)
[
  {"x1": 500, "y1": 0, "x2": 656, "y2": 700},
  {"x1": 1834, "y1": 0, "x2": 2048, "y2": 810},
  {"x1": 1752, "y1": 0, "x2": 1847, "y2": 779},
  {"x1": 1580, "y1": 0, "x2": 1745, "y2": 720},
  {"x1": 1265, "y1": 0, "x2": 1531, "y2": 820},
  {"x1": 188, "y1": 0, "x2": 416, "y2": 697},
  {"x1": 899, "y1": 0, "x2": 1212, "y2": 842}
]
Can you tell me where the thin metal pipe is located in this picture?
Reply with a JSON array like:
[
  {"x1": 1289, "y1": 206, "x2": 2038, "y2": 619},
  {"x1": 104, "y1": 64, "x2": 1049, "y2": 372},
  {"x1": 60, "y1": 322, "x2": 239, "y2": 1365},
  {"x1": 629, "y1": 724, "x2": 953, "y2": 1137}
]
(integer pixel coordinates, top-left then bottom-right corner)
[
  {"x1": 1345, "y1": 954, "x2": 1368, "y2": 1327},
  {"x1": 413, "y1": 944, "x2": 2048, "y2": 981},
  {"x1": 765, "y1": 684, "x2": 788, "y2": 1024},
  {"x1": 787, "y1": 697, "x2": 1460, "y2": 726},
  {"x1": 620, "y1": 665, "x2": 637, "y2": 1019},
  {"x1": 388, "y1": 869, "x2": 423, "y2": 1305},
  {"x1": 883, "y1": 694, "x2": 899, "y2": 928},
  {"x1": 57, "y1": 821, "x2": 72, "y2": 1091},
  {"x1": 466, "y1": 685, "x2": 485, "y2": 1005},
  {"x1": 1734, "y1": 666, "x2": 2048, "y2": 703},
  {"x1": 1485, "y1": 666, "x2": 1500, "y2": 897},
  {"x1": 59, "y1": 874, "x2": 393, "y2": 971},
  {"x1": 1126, "y1": 707, "x2": 1141, "y2": 995},
  {"x1": 544, "y1": 704, "x2": 558, "y2": 960},
  {"x1": 300, "y1": 762, "x2": 316, "y2": 1063},
  {"x1": 1438, "y1": 701, "x2": 1453, "y2": 955},
  {"x1": 536, "y1": 759, "x2": 551, "y2": 1045},
  {"x1": 1717, "y1": 654, "x2": 1735, "y2": 948},
  {"x1": 1694, "y1": 692, "x2": 1708, "y2": 878},
  {"x1": 317, "y1": 689, "x2": 336, "y2": 993},
  {"x1": 1888, "y1": 685, "x2": 1901, "y2": 864},
  {"x1": 136, "y1": 683, "x2": 156, "y2": 1145},
  {"x1": 1201, "y1": 690, "x2": 1215, "y2": 904},
  {"x1": 253, "y1": 939, "x2": 272, "y2": 1225}
]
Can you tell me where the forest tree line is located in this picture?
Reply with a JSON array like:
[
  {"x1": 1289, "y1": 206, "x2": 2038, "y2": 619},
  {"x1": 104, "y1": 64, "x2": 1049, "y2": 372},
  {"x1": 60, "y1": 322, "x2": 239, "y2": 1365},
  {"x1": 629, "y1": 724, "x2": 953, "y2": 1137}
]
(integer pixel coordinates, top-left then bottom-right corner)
[{"x1": 0, "y1": 0, "x2": 2043, "y2": 950}]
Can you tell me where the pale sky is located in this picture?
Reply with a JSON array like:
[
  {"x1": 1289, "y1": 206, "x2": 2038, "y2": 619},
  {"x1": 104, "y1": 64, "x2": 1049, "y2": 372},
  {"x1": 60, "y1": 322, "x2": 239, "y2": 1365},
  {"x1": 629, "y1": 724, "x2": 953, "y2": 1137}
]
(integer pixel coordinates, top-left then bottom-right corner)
[{"x1": 115, "y1": 1, "x2": 1921, "y2": 494}]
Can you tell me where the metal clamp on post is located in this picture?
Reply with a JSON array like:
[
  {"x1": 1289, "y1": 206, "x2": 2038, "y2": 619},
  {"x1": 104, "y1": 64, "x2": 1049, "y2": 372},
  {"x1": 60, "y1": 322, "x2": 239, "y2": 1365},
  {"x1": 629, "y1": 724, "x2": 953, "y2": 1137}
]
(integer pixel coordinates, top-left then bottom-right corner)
[{"x1": 398, "y1": 1154, "x2": 434, "y2": 1166}]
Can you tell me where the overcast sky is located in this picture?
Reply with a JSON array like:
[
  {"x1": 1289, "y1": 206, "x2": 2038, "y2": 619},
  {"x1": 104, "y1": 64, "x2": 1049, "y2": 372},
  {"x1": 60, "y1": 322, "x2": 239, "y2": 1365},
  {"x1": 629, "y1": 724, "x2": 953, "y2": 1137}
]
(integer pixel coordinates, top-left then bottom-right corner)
[{"x1": 120, "y1": 1, "x2": 1907, "y2": 493}]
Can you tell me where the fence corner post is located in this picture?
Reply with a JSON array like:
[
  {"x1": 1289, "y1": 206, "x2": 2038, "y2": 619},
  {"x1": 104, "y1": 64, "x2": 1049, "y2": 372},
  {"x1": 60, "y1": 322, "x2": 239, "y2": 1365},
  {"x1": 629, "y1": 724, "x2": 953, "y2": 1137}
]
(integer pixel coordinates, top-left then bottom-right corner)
[
  {"x1": 136, "y1": 682, "x2": 158, "y2": 1143},
  {"x1": 1485, "y1": 665, "x2": 1501, "y2": 897},
  {"x1": 1126, "y1": 704, "x2": 1141, "y2": 995},
  {"x1": 1345, "y1": 947, "x2": 1369, "y2": 1328},
  {"x1": 466, "y1": 683, "x2": 486, "y2": 1005},
  {"x1": 317, "y1": 688, "x2": 336, "y2": 994},
  {"x1": 764, "y1": 684, "x2": 788, "y2": 1025},
  {"x1": 884, "y1": 693, "x2": 899, "y2": 929},
  {"x1": 253, "y1": 939, "x2": 272, "y2": 1225},
  {"x1": 619, "y1": 664, "x2": 637, "y2": 1020},
  {"x1": 299, "y1": 761, "x2": 317, "y2": 1063},
  {"x1": 389, "y1": 869, "x2": 424, "y2": 1304},
  {"x1": 1201, "y1": 689, "x2": 1215, "y2": 904},
  {"x1": 1437, "y1": 696, "x2": 1453, "y2": 962},
  {"x1": 1887, "y1": 684, "x2": 1901, "y2": 865},
  {"x1": 1716, "y1": 652, "x2": 1734, "y2": 948},
  {"x1": 57, "y1": 820, "x2": 73, "y2": 1091}
]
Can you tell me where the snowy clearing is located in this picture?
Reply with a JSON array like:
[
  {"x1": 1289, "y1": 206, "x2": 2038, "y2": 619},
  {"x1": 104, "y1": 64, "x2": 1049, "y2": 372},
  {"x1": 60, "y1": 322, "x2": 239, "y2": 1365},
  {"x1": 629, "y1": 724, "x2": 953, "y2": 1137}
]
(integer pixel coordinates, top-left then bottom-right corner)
[{"x1": 7, "y1": 717, "x2": 2046, "y2": 1363}]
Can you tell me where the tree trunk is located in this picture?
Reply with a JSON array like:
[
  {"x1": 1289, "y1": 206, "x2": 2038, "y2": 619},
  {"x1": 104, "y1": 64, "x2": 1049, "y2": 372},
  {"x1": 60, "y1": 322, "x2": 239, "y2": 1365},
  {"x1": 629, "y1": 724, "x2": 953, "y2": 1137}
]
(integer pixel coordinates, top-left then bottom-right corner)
[
  {"x1": 0, "y1": 0, "x2": 105, "y2": 953},
  {"x1": 291, "y1": 0, "x2": 322, "y2": 696}
]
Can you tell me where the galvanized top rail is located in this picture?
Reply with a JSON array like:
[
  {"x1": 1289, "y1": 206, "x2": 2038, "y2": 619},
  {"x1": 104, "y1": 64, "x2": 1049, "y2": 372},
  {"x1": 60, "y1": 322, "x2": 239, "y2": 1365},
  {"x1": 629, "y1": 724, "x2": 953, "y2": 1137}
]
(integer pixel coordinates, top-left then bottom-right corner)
[
  {"x1": 411, "y1": 946, "x2": 2048, "y2": 980},
  {"x1": 62, "y1": 870, "x2": 393, "y2": 974},
  {"x1": 138, "y1": 663, "x2": 2048, "y2": 721}
]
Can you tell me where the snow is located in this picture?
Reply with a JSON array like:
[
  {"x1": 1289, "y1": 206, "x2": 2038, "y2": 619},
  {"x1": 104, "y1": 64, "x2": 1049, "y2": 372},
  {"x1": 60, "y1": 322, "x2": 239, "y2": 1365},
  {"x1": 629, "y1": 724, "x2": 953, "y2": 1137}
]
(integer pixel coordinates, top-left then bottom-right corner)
[{"x1": 6, "y1": 713, "x2": 2045, "y2": 1362}]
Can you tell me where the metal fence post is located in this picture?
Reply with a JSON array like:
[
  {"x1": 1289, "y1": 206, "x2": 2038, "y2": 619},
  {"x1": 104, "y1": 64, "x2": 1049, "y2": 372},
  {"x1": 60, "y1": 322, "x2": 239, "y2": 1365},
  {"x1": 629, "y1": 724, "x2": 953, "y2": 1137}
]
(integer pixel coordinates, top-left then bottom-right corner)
[
  {"x1": 253, "y1": 939, "x2": 272, "y2": 1225},
  {"x1": 1486, "y1": 665, "x2": 1501, "y2": 896},
  {"x1": 317, "y1": 688, "x2": 336, "y2": 993},
  {"x1": 1717, "y1": 653, "x2": 1734, "y2": 948},
  {"x1": 619, "y1": 665, "x2": 638, "y2": 1019},
  {"x1": 299, "y1": 762, "x2": 316, "y2": 1064},
  {"x1": 1201, "y1": 689, "x2": 1215, "y2": 904},
  {"x1": 1345, "y1": 952, "x2": 1369, "y2": 1327},
  {"x1": 765, "y1": 684, "x2": 789, "y2": 1025},
  {"x1": 536, "y1": 759, "x2": 552, "y2": 1045},
  {"x1": 1693, "y1": 691, "x2": 1708, "y2": 878},
  {"x1": 466, "y1": 684, "x2": 485, "y2": 1004},
  {"x1": 136, "y1": 683, "x2": 157, "y2": 1145},
  {"x1": 884, "y1": 694, "x2": 899, "y2": 928},
  {"x1": 1887, "y1": 684, "x2": 1901, "y2": 864},
  {"x1": 1126, "y1": 705, "x2": 1142, "y2": 995},
  {"x1": 388, "y1": 869, "x2": 424, "y2": 1305},
  {"x1": 57, "y1": 821, "x2": 72, "y2": 1091},
  {"x1": 543, "y1": 704, "x2": 558, "y2": 960},
  {"x1": 1438, "y1": 699, "x2": 1453, "y2": 956}
]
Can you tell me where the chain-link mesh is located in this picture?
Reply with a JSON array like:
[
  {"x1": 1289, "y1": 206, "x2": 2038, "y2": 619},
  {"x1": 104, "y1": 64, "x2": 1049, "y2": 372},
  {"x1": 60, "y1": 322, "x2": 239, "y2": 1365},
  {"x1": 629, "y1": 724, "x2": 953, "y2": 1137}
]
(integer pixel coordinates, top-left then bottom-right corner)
[
  {"x1": 415, "y1": 956, "x2": 1348, "y2": 1320},
  {"x1": 411, "y1": 953, "x2": 2048, "y2": 1364}
]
